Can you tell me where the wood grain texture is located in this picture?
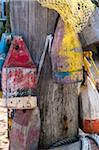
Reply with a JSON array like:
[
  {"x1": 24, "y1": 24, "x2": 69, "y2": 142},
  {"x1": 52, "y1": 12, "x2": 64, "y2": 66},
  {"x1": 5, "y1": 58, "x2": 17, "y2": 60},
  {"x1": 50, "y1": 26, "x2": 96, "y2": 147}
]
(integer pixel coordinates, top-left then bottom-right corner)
[
  {"x1": 10, "y1": 107, "x2": 40, "y2": 150},
  {"x1": 10, "y1": 1, "x2": 79, "y2": 148},
  {"x1": 38, "y1": 52, "x2": 79, "y2": 148},
  {"x1": 10, "y1": 0, "x2": 29, "y2": 47},
  {"x1": 10, "y1": 1, "x2": 58, "y2": 65}
]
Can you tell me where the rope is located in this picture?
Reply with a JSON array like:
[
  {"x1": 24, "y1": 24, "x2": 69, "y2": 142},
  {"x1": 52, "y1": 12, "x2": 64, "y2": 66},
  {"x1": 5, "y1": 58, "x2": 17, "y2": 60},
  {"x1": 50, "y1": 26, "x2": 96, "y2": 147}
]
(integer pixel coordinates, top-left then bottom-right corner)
[
  {"x1": 37, "y1": 34, "x2": 53, "y2": 83},
  {"x1": 83, "y1": 51, "x2": 99, "y2": 85},
  {"x1": 47, "y1": 136, "x2": 79, "y2": 149},
  {"x1": 86, "y1": 134, "x2": 99, "y2": 147},
  {"x1": 45, "y1": 134, "x2": 99, "y2": 149},
  {"x1": 80, "y1": 136, "x2": 89, "y2": 150}
]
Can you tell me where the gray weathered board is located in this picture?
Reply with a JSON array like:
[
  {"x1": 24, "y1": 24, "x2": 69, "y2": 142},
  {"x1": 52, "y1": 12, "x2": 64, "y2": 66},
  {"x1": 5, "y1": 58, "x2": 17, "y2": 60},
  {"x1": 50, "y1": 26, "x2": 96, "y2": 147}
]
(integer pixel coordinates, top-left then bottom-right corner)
[
  {"x1": 79, "y1": 8, "x2": 99, "y2": 47},
  {"x1": 10, "y1": 0, "x2": 58, "y2": 65},
  {"x1": 10, "y1": 1, "x2": 79, "y2": 148},
  {"x1": 37, "y1": 52, "x2": 79, "y2": 147}
]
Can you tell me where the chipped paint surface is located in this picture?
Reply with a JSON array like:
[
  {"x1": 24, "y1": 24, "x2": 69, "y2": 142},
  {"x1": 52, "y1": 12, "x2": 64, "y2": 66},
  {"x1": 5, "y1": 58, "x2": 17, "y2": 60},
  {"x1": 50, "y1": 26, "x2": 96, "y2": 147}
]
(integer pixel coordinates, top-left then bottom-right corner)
[
  {"x1": 3, "y1": 68, "x2": 36, "y2": 97},
  {"x1": 10, "y1": 107, "x2": 40, "y2": 150},
  {"x1": 2, "y1": 36, "x2": 37, "y2": 109},
  {"x1": 37, "y1": 0, "x2": 95, "y2": 84},
  {"x1": 80, "y1": 76, "x2": 99, "y2": 134},
  {"x1": 51, "y1": 19, "x2": 83, "y2": 83},
  {"x1": 0, "y1": 33, "x2": 12, "y2": 72}
]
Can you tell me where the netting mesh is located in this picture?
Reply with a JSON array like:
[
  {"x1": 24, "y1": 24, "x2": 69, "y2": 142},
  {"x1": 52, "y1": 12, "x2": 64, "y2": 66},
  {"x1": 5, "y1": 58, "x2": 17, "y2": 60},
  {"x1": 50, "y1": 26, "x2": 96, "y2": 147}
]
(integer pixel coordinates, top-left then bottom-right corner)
[{"x1": 37, "y1": 0, "x2": 95, "y2": 32}]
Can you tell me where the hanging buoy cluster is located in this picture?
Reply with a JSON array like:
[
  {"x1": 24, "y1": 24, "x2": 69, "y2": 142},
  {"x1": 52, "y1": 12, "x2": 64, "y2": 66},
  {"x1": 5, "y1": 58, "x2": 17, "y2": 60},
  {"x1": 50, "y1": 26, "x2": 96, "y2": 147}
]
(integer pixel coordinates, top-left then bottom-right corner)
[{"x1": 2, "y1": 36, "x2": 37, "y2": 109}]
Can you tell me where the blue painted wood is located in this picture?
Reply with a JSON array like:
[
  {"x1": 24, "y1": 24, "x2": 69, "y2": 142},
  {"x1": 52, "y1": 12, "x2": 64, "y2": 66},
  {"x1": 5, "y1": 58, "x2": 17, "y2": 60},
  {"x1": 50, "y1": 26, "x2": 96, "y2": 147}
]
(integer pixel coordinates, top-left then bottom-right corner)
[{"x1": 0, "y1": 32, "x2": 12, "y2": 71}]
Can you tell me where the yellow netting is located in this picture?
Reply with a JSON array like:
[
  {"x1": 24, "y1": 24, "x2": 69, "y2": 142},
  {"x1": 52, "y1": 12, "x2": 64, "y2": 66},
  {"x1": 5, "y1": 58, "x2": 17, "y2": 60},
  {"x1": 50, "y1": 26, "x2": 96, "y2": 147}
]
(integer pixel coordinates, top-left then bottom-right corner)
[{"x1": 37, "y1": 0, "x2": 95, "y2": 33}]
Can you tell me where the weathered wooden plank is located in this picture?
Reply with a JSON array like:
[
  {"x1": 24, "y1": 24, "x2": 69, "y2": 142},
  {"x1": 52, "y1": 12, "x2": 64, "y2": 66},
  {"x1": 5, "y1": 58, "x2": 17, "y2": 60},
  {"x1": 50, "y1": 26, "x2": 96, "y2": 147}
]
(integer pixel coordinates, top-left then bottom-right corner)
[
  {"x1": 10, "y1": 0, "x2": 15, "y2": 32},
  {"x1": 38, "y1": 52, "x2": 79, "y2": 148},
  {"x1": 10, "y1": 1, "x2": 58, "y2": 65},
  {"x1": 10, "y1": 1, "x2": 79, "y2": 148},
  {"x1": 2, "y1": 97, "x2": 37, "y2": 109},
  {"x1": 47, "y1": 9, "x2": 59, "y2": 34},
  {"x1": 28, "y1": 1, "x2": 48, "y2": 64},
  {"x1": 10, "y1": 107, "x2": 40, "y2": 150},
  {"x1": 28, "y1": 2, "x2": 58, "y2": 65},
  {"x1": 10, "y1": 0, "x2": 29, "y2": 47}
]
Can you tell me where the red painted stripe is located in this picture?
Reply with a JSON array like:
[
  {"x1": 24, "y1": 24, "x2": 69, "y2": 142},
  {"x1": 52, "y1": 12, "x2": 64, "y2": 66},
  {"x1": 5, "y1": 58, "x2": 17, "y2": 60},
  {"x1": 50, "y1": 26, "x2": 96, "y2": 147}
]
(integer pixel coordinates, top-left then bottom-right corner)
[{"x1": 81, "y1": 119, "x2": 99, "y2": 134}]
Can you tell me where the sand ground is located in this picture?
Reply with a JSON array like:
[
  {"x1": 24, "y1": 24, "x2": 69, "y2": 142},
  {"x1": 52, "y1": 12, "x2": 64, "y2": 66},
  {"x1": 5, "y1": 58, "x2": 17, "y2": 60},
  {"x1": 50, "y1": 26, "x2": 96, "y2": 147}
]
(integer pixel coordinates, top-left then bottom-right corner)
[{"x1": 0, "y1": 100, "x2": 9, "y2": 150}]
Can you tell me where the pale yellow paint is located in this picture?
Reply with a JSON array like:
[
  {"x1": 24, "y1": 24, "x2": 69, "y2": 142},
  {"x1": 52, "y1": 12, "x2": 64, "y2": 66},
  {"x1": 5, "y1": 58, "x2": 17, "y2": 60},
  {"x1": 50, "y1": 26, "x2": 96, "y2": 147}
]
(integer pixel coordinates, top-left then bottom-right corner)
[{"x1": 58, "y1": 23, "x2": 83, "y2": 72}]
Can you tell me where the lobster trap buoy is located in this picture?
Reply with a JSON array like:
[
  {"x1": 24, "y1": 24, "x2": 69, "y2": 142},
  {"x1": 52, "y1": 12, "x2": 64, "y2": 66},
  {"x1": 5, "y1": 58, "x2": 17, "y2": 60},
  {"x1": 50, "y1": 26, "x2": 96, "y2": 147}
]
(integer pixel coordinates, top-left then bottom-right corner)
[
  {"x1": 2, "y1": 36, "x2": 37, "y2": 109},
  {"x1": 51, "y1": 19, "x2": 83, "y2": 84},
  {"x1": 10, "y1": 107, "x2": 40, "y2": 150},
  {"x1": 79, "y1": 76, "x2": 99, "y2": 134}
]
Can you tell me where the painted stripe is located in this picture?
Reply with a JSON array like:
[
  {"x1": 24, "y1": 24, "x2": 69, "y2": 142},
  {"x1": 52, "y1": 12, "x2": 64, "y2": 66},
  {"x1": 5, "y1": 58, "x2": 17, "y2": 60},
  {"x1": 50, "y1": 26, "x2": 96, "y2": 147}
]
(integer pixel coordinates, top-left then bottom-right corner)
[{"x1": 81, "y1": 119, "x2": 99, "y2": 134}]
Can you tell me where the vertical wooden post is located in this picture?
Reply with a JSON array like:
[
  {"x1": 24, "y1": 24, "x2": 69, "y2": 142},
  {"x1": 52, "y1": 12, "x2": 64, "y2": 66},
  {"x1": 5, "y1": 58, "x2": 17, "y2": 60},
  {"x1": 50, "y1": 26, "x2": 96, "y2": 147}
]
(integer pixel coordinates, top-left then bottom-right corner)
[
  {"x1": 10, "y1": 1, "x2": 79, "y2": 149},
  {"x1": 6, "y1": 0, "x2": 11, "y2": 32},
  {"x1": 38, "y1": 53, "x2": 79, "y2": 148}
]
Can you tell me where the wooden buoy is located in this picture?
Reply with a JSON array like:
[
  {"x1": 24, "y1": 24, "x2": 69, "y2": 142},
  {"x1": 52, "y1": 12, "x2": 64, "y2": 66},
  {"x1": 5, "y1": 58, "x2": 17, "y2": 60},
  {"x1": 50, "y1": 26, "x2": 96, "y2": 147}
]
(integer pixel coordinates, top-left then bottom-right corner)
[
  {"x1": 51, "y1": 19, "x2": 83, "y2": 84},
  {"x1": 79, "y1": 76, "x2": 99, "y2": 134},
  {"x1": 10, "y1": 107, "x2": 40, "y2": 150},
  {"x1": 2, "y1": 36, "x2": 37, "y2": 109}
]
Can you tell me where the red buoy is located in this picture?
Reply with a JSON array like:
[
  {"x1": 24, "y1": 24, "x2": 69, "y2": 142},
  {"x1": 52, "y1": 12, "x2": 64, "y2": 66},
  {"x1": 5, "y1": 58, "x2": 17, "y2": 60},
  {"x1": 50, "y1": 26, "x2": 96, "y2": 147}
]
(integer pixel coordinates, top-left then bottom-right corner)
[{"x1": 2, "y1": 36, "x2": 37, "y2": 109}]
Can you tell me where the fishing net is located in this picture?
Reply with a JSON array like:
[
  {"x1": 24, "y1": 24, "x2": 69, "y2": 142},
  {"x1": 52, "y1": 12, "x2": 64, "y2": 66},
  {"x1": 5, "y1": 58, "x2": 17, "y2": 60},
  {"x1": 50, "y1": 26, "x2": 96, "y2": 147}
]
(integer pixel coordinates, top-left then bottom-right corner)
[{"x1": 37, "y1": 0, "x2": 95, "y2": 33}]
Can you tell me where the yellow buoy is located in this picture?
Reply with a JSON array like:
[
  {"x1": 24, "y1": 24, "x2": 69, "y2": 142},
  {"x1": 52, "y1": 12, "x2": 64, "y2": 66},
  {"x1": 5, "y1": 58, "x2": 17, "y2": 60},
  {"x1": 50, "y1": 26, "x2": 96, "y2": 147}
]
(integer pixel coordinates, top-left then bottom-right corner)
[{"x1": 37, "y1": 0, "x2": 95, "y2": 83}]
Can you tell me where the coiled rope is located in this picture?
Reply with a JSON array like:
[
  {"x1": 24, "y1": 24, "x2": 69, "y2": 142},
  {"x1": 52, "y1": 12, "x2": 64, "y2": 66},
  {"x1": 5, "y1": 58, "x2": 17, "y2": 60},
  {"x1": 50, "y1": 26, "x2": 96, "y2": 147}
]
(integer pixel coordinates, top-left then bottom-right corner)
[{"x1": 46, "y1": 134, "x2": 99, "y2": 149}]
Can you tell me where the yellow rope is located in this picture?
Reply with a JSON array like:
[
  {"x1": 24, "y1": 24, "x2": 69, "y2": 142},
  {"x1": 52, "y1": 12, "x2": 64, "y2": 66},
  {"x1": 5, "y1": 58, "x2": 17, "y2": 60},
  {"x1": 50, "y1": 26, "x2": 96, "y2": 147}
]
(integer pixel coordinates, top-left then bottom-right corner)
[
  {"x1": 83, "y1": 51, "x2": 99, "y2": 84},
  {"x1": 90, "y1": 55, "x2": 99, "y2": 75}
]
